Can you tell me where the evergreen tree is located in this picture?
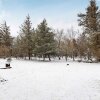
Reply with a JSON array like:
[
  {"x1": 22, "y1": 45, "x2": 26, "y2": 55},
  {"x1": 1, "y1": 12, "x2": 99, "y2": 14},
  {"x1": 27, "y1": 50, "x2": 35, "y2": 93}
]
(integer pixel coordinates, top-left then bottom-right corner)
[
  {"x1": 0, "y1": 21, "x2": 12, "y2": 57},
  {"x1": 78, "y1": 0, "x2": 99, "y2": 32},
  {"x1": 78, "y1": 0, "x2": 100, "y2": 62},
  {"x1": 34, "y1": 19, "x2": 56, "y2": 61},
  {"x1": 19, "y1": 15, "x2": 33, "y2": 60}
]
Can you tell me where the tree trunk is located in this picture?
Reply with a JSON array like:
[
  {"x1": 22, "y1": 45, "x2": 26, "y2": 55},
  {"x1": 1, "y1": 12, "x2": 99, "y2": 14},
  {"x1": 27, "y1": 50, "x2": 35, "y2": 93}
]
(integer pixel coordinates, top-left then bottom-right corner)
[
  {"x1": 43, "y1": 55, "x2": 45, "y2": 61},
  {"x1": 72, "y1": 51, "x2": 75, "y2": 61},
  {"x1": 72, "y1": 53, "x2": 75, "y2": 61},
  {"x1": 97, "y1": 57, "x2": 100, "y2": 62},
  {"x1": 48, "y1": 55, "x2": 51, "y2": 61},
  {"x1": 65, "y1": 56, "x2": 68, "y2": 61},
  {"x1": 28, "y1": 51, "x2": 31, "y2": 60},
  {"x1": 58, "y1": 56, "x2": 61, "y2": 60}
]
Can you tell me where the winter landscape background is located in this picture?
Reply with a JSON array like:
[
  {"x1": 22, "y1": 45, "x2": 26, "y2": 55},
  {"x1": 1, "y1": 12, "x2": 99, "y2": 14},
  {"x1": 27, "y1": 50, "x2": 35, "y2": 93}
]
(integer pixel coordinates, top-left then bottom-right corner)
[{"x1": 0, "y1": 0, "x2": 100, "y2": 100}]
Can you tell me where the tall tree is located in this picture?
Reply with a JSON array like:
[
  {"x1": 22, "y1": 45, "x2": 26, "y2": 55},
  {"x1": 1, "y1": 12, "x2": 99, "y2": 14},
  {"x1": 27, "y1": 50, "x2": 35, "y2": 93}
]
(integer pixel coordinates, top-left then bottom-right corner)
[
  {"x1": 19, "y1": 15, "x2": 33, "y2": 60},
  {"x1": 0, "y1": 21, "x2": 12, "y2": 57},
  {"x1": 78, "y1": 0, "x2": 100, "y2": 62},
  {"x1": 78, "y1": 0, "x2": 99, "y2": 32},
  {"x1": 34, "y1": 19, "x2": 56, "y2": 61}
]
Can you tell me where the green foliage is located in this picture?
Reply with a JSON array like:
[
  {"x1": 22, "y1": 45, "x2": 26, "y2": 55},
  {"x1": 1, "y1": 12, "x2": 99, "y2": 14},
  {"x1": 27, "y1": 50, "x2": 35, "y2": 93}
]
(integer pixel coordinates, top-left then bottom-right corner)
[
  {"x1": 17, "y1": 15, "x2": 34, "y2": 59},
  {"x1": 34, "y1": 19, "x2": 56, "y2": 57},
  {"x1": 0, "y1": 21, "x2": 13, "y2": 57}
]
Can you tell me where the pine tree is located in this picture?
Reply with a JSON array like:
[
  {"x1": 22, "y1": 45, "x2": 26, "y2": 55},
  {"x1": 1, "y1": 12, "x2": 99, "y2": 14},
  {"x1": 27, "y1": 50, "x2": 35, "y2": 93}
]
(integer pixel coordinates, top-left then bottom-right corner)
[
  {"x1": 78, "y1": 0, "x2": 100, "y2": 62},
  {"x1": 19, "y1": 15, "x2": 33, "y2": 60},
  {"x1": 78, "y1": 0, "x2": 99, "y2": 32},
  {"x1": 34, "y1": 19, "x2": 56, "y2": 61},
  {"x1": 90, "y1": 31, "x2": 100, "y2": 61},
  {"x1": 0, "y1": 21, "x2": 12, "y2": 57}
]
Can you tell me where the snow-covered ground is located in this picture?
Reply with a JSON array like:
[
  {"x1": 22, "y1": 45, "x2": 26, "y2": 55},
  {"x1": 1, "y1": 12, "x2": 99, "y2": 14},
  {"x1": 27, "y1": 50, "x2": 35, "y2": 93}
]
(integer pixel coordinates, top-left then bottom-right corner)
[{"x1": 0, "y1": 58, "x2": 100, "y2": 100}]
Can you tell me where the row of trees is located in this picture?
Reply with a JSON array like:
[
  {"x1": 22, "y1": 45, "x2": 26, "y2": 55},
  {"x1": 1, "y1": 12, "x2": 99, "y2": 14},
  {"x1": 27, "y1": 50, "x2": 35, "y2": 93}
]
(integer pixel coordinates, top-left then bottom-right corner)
[
  {"x1": 13, "y1": 17, "x2": 56, "y2": 61},
  {"x1": 12, "y1": 16, "x2": 84, "y2": 61},
  {"x1": 0, "y1": 0, "x2": 100, "y2": 62}
]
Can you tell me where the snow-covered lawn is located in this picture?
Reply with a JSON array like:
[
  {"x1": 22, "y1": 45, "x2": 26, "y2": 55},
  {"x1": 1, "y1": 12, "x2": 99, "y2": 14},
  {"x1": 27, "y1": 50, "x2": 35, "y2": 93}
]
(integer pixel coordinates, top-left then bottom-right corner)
[{"x1": 0, "y1": 59, "x2": 100, "y2": 100}]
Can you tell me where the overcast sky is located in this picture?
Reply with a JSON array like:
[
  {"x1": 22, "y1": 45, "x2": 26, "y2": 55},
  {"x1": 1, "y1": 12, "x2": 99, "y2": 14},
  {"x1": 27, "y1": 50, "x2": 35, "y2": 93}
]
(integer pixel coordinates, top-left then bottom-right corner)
[{"x1": 0, "y1": 0, "x2": 100, "y2": 36}]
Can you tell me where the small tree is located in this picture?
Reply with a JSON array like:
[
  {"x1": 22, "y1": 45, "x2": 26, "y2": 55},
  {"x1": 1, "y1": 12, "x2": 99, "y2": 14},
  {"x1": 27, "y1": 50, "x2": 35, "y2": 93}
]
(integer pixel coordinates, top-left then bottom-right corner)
[
  {"x1": 55, "y1": 29, "x2": 64, "y2": 60},
  {"x1": 77, "y1": 33, "x2": 88, "y2": 60},
  {"x1": 67, "y1": 27, "x2": 77, "y2": 61}
]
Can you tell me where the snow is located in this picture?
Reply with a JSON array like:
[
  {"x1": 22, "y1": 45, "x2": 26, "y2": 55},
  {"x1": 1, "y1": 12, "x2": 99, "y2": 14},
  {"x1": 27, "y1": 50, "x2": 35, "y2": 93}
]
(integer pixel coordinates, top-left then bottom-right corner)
[{"x1": 0, "y1": 58, "x2": 100, "y2": 100}]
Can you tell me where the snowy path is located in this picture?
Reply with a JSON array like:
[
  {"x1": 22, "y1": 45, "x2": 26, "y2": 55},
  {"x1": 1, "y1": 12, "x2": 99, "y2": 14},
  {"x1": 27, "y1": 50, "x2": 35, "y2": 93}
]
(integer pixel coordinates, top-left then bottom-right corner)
[{"x1": 0, "y1": 59, "x2": 100, "y2": 100}]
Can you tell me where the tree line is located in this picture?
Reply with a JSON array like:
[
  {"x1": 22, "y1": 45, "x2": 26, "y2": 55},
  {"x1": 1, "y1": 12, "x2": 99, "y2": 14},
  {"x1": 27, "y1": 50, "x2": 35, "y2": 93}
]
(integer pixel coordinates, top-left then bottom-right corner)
[{"x1": 0, "y1": 0, "x2": 100, "y2": 62}]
